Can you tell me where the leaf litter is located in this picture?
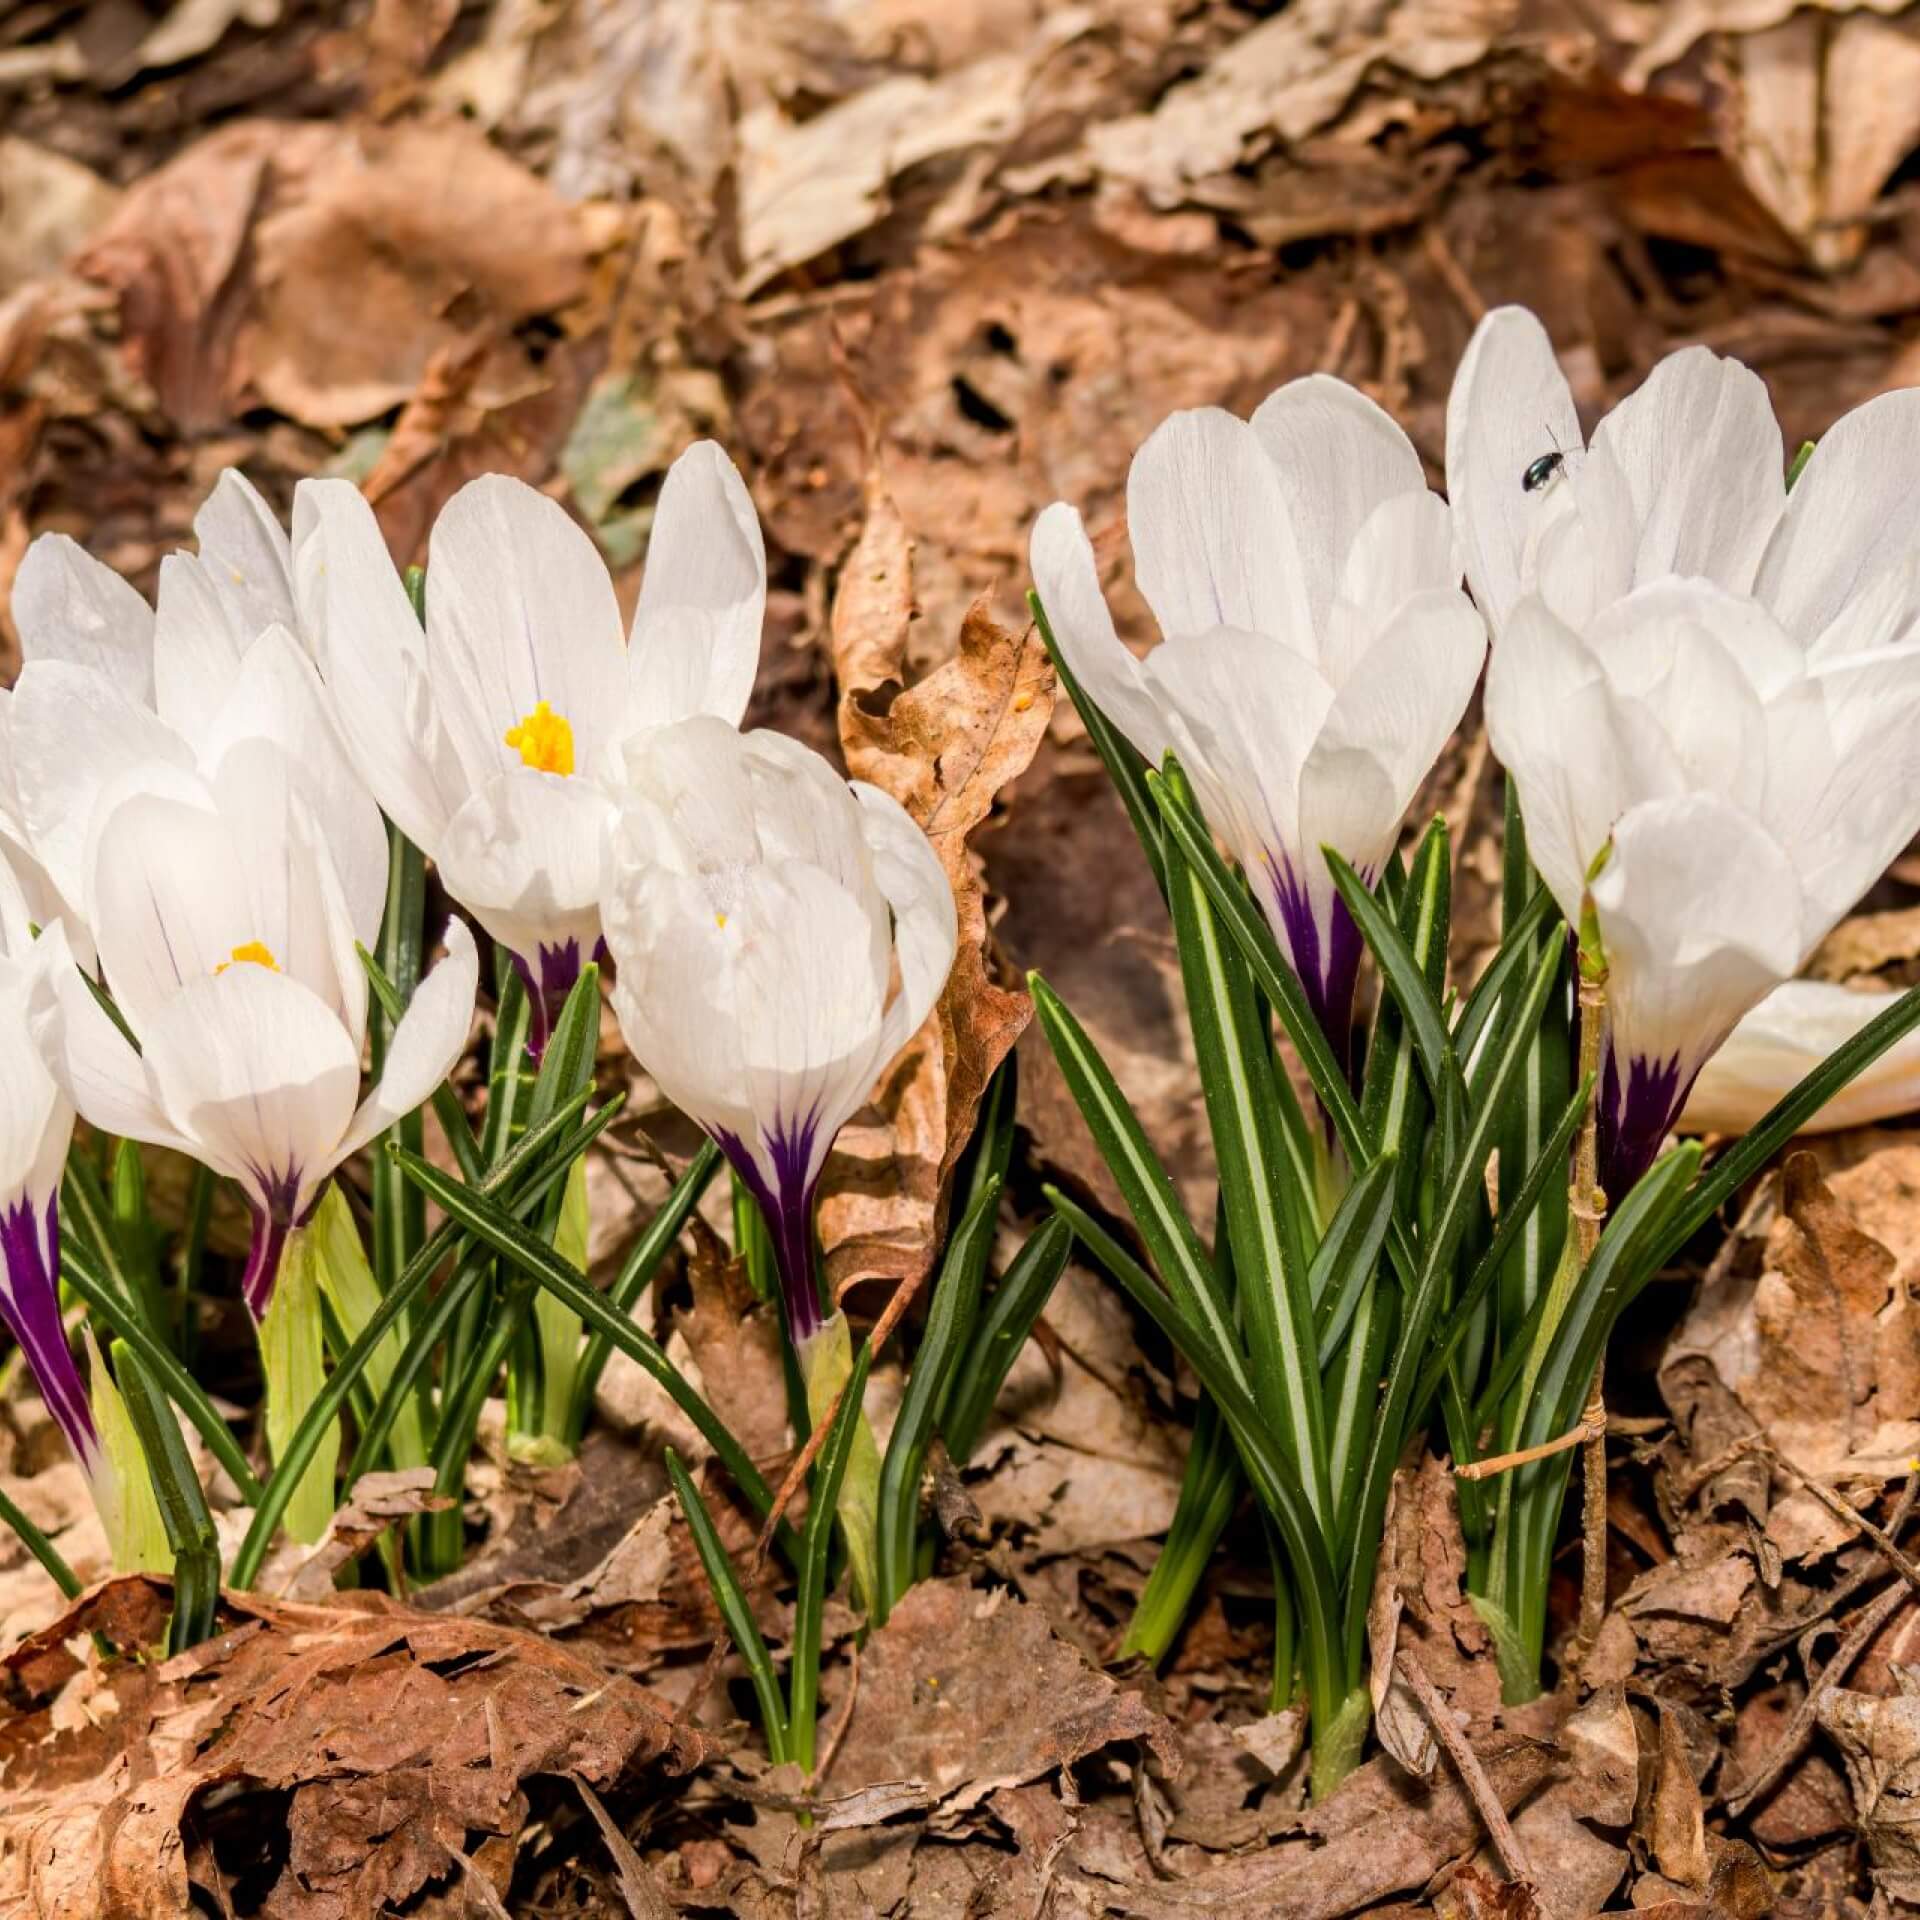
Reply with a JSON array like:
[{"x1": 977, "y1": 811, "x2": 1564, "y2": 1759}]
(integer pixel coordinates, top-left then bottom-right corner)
[{"x1": 14, "y1": 0, "x2": 1920, "y2": 1911}]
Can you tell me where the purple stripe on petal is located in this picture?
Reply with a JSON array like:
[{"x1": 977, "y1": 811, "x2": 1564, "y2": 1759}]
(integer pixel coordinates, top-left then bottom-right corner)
[
  {"x1": 1598, "y1": 1046, "x2": 1696, "y2": 1200},
  {"x1": 0, "y1": 1196, "x2": 98, "y2": 1469},
  {"x1": 240, "y1": 1166, "x2": 305, "y2": 1321},
  {"x1": 1263, "y1": 854, "x2": 1365, "y2": 1086},
  {"x1": 512, "y1": 939, "x2": 584, "y2": 1061},
  {"x1": 716, "y1": 1107, "x2": 826, "y2": 1348}
]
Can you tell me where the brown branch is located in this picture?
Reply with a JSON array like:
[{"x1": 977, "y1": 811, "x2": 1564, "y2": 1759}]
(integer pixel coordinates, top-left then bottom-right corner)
[
  {"x1": 1397, "y1": 1649, "x2": 1534, "y2": 1884},
  {"x1": 1456, "y1": 1411, "x2": 1606, "y2": 1482}
]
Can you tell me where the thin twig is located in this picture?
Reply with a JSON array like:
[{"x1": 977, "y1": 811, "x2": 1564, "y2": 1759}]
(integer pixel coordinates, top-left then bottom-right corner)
[
  {"x1": 1397, "y1": 1649, "x2": 1534, "y2": 1883},
  {"x1": 1762, "y1": 1447, "x2": 1920, "y2": 1598},
  {"x1": 1566, "y1": 960, "x2": 1611, "y2": 1683},
  {"x1": 1456, "y1": 1411, "x2": 1606, "y2": 1481},
  {"x1": 1670, "y1": 1429, "x2": 1767, "y2": 1505}
]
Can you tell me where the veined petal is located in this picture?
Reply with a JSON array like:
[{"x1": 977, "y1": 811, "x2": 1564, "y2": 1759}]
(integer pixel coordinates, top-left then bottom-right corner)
[
  {"x1": 1029, "y1": 502, "x2": 1171, "y2": 765},
  {"x1": 1250, "y1": 374, "x2": 1430, "y2": 632},
  {"x1": 152, "y1": 554, "x2": 247, "y2": 744},
  {"x1": 0, "y1": 945, "x2": 74, "y2": 1223},
  {"x1": 1681, "y1": 980, "x2": 1920, "y2": 1136},
  {"x1": 28, "y1": 923, "x2": 194, "y2": 1158},
  {"x1": 327, "y1": 918, "x2": 478, "y2": 1172},
  {"x1": 142, "y1": 965, "x2": 360, "y2": 1224},
  {"x1": 0, "y1": 1197, "x2": 95, "y2": 1475},
  {"x1": 1332, "y1": 490, "x2": 1458, "y2": 654},
  {"x1": 853, "y1": 782, "x2": 957, "y2": 1058},
  {"x1": 1758, "y1": 386, "x2": 1920, "y2": 644},
  {"x1": 291, "y1": 477, "x2": 457, "y2": 854},
  {"x1": 1444, "y1": 305, "x2": 1581, "y2": 638},
  {"x1": 11, "y1": 533, "x2": 155, "y2": 705},
  {"x1": 1587, "y1": 344, "x2": 1784, "y2": 596},
  {"x1": 1127, "y1": 408, "x2": 1312, "y2": 647},
  {"x1": 627, "y1": 440, "x2": 765, "y2": 728},
  {"x1": 425, "y1": 476, "x2": 627, "y2": 784},
  {"x1": 436, "y1": 767, "x2": 610, "y2": 978},
  {"x1": 1531, "y1": 437, "x2": 1637, "y2": 631},
  {"x1": 193, "y1": 467, "x2": 296, "y2": 647},
  {"x1": 11, "y1": 661, "x2": 191, "y2": 918}
]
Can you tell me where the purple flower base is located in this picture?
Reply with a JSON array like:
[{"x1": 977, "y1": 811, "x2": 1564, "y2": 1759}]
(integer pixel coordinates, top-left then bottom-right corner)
[
  {"x1": 511, "y1": 940, "x2": 583, "y2": 1061},
  {"x1": 0, "y1": 1195, "x2": 98, "y2": 1471},
  {"x1": 1263, "y1": 855, "x2": 1366, "y2": 1087},
  {"x1": 1598, "y1": 1046, "x2": 1698, "y2": 1201},
  {"x1": 241, "y1": 1166, "x2": 308, "y2": 1321},
  {"x1": 715, "y1": 1108, "x2": 826, "y2": 1348}
]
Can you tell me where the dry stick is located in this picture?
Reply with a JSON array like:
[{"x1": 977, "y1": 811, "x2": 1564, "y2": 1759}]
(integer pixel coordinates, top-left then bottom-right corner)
[
  {"x1": 1455, "y1": 1409, "x2": 1606, "y2": 1482},
  {"x1": 1566, "y1": 951, "x2": 1612, "y2": 1684},
  {"x1": 1397, "y1": 1649, "x2": 1534, "y2": 1883},
  {"x1": 1762, "y1": 1448, "x2": 1920, "y2": 1599}
]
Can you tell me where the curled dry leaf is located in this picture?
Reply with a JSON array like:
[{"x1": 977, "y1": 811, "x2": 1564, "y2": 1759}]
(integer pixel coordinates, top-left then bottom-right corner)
[
  {"x1": 1818, "y1": 1666, "x2": 1920, "y2": 1903},
  {"x1": 280, "y1": 1465, "x2": 453, "y2": 1602},
  {"x1": 0, "y1": 1577, "x2": 705, "y2": 1919},
  {"x1": 822, "y1": 469, "x2": 1054, "y2": 1297}
]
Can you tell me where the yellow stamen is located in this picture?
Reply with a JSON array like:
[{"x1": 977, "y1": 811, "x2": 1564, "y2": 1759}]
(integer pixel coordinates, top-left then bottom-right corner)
[
  {"x1": 715, "y1": 912, "x2": 728, "y2": 930},
  {"x1": 216, "y1": 940, "x2": 280, "y2": 975},
  {"x1": 504, "y1": 700, "x2": 575, "y2": 777}
]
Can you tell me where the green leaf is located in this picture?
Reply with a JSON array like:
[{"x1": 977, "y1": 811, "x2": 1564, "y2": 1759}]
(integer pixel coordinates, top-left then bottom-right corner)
[
  {"x1": 1452, "y1": 883, "x2": 1558, "y2": 1071},
  {"x1": 0, "y1": 1482, "x2": 78, "y2": 1600},
  {"x1": 368, "y1": 824, "x2": 431, "y2": 1285},
  {"x1": 1121, "y1": 1394, "x2": 1239, "y2": 1664},
  {"x1": 111, "y1": 1339, "x2": 219, "y2": 1650},
  {"x1": 665, "y1": 1447, "x2": 791, "y2": 1766},
  {"x1": 876, "y1": 1174, "x2": 1002, "y2": 1620},
  {"x1": 1310, "y1": 1151, "x2": 1398, "y2": 1370},
  {"x1": 259, "y1": 1222, "x2": 339, "y2": 1546},
  {"x1": 941, "y1": 1215, "x2": 1072, "y2": 1466}
]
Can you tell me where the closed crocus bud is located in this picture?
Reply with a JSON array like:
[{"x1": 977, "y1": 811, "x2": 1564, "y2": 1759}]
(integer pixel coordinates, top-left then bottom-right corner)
[
  {"x1": 1681, "y1": 981, "x2": 1920, "y2": 1138},
  {"x1": 292, "y1": 442, "x2": 766, "y2": 1053},
  {"x1": 1447, "y1": 303, "x2": 1920, "y2": 647},
  {"x1": 1488, "y1": 578, "x2": 1920, "y2": 1194},
  {"x1": 1032, "y1": 378, "x2": 1486, "y2": 1072},
  {"x1": 0, "y1": 856, "x2": 165, "y2": 1572}
]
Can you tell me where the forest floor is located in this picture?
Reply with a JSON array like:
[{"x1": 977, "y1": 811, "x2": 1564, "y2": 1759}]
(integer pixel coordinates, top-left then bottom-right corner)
[{"x1": 9, "y1": 1, "x2": 1920, "y2": 1914}]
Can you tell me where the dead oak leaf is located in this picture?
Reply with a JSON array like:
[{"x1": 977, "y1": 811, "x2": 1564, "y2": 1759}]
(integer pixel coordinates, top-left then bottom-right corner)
[{"x1": 821, "y1": 473, "x2": 1054, "y2": 1297}]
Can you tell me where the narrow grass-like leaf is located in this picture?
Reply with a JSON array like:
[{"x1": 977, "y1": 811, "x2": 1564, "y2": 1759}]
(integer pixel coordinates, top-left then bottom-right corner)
[
  {"x1": 0, "y1": 1481, "x2": 79, "y2": 1599},
  {"x1": 389, "y1": 1143, "x2": 800, "y2": 1566},
  {"x1": 1359, "y1": 829, "x2": 1447, "y2": 1211},
  {"x1": 665, "y1": 1446, "x2": 791, "y2": 1765},
  {"x1": 1310, "y1": 1152, "x2": 1398, "y2": 1370},
  {"x1": 790, "y1": 1338, "x2": 875, "y2": 1775},
  {"x1": 1030, "y1": 589, "x2": 1165, "y2": 899},
  {"x1": 942, "y1": 1215, "x2": 1072, "y2": 1465},
  {"x1": 1121, "y1": 1394, "x2": 1239, "y2": 1664},
  {"x1": 112, "y1": 1340, "x2": 219, "y2": 1651},
  {"x1": 875, "y1": 1174, "x2": 1002, "y2": 1620},
  {"x1": 369, "y1": 825, "x2": 430, "y2": 1286},
  {"x1": 1452, "y1": 883, "x2": 1557, "y2": 1070}
]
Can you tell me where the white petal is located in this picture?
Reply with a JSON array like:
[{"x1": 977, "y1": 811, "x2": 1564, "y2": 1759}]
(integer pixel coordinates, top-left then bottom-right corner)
[
  {"x1": 1758, "y1": 387, "x2": 1920, "y2": 644},
  {"x1": 327, "y1": 918, "x2": 478, "y2": 1172},
  {"x1": 853, "y1": 783, "x2": 957, "y2": 1059},
  {"x1": 0, "y1": 942, "x2": 73, "y2": 1216},
  {"x1": 1250, "y1": 374, "x2": 1430, "y2": 633},
  {"x1": 627, "y1": 440, "x2": 765, "y2": 728},
  {"x1": 1592, "y1": 793, "x2": 1805, "y2": 1086},
  {"x1": 28, "y1": 925, "x2": 192, "y2": 1157},
  {"x1": 1126, "y1": 408, "x2": 1312, "y2": 646},
  {"x1": 1530, "y1": 437, "x2": 1638, "y2": 630},
  {"x1": 10, "y1": 534, "x2": 155, "y2": 705},
  {"x1": 435, "y1": 767, "x2": 610, "y2": 971},
  {"x1": 11, "y1": 662, "x2": 192, "y2": 943},
  {"x1": 1586, "y1": 344, "x2": 1784, "y2": 596},
  {"x1": 142, "y1": 966, "x2": 360, "y2": 1220},
  {"x1": 1681, "y1": 980, "x2": 1920, "y2": 1136},
  {"x1": 1444, "y1": 306, "x2": 1581, "y2": 639},
  {"x1": 291, "y1": 477, "x2": 457, "y2": 854},
  {"x1": 152, "y1": 554, "x2": 246, "y2": 744},
  {"x1": 425, "y1": 475, "x2": 627, "y2": 784},
  {"x1": 1029, "y1": 502, "x2": 1171, "y2": 765},
  {"x1": 1332, "y1": 491, "x2": 1458, "y2": 651},
  {"x1": 192, "y1": 468, "x2": 296, "y2": 646}
]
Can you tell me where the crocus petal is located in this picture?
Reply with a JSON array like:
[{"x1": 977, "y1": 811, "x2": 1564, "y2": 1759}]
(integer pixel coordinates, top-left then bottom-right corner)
[
  {"x1": 0, "y1": 944, "x2": 75, "y2": 1231},
  {"x1": 1029, "y1": 502, "x2": 1172, "y2": 765},
  {"x1": 1586, "y1": 344, "x2": 1783, "y2": 596},
  {"x1": 425, "y1": 475, "x2": 627, "y2": 783},
  {"x1": 0, "y1": 1195, "x2": 94, "y2": 1474},
  {"x1": 1444, "y1": 305, "x2": 1582, "y2": 637},
  {"x1": 1680, "y1": 980, "x2": 1920, "y2": 1136},
  {"x1": 11, "y1": 661, "x2": 191, "y2": 918},
  {"x1": 852, "y1": 782, "x2": 958, "y2": 1058},
  {"x1": 1333, "y1": 490, "x2": 1458, "y2": 647},
  {"x1": 1757, "y1": 386, "x2": 1920, "y2": 644},
  {"x1": 328, "y1": 918, "x2": 478, "y2": 1171},
  {"x1": 1127, "y1": 407, "x2": 1312, "y2": 646},
  {"x1": 192, "y1": 467, "x2": 296, "y2": 646},
  {"x1": 291, "y1": 477, "x2": 457, "y2": 854},
  {"x1": 11, "y1": 533, "x2": 155, "y2": 705},
  {"x1": 142, "y1": 965, "x2": 361, "y2": 1228},
  {"x1": 436, "y1": 768, "x2": 610, "y2": 981},
  {"x1": 627, "y1": 441, "x2": 765, "y2": 729},
  {"x1": 1249, "y1": 373, "x2": 1430, "y2": 633},
  {"x1": 152, "y1": 554, "x2": 246, "y2": 745}
]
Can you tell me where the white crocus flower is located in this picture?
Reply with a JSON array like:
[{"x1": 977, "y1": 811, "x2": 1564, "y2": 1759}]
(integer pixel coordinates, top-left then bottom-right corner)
[
  {"x1": 1446, "y1": 304, "x2": 1920, "y2": 646},
  {"x1": 0, "y1": 855, "x2": 165, "y2": 1571},
  {"x1": 601, "y1": 715, "x2": 956, "y2": 1352},
  {"x1": 1681, "y1": 981, "x2": 1920, "y2": 1137},
  {"x1": 1488, "y1": 577, "x2": 1920, "y2": 1193},
  {"x1": 30, "y1": 750, "x2": 478, "y2": 1321},
  {"x1": 6, "y1": 470, "x2": 383, "y2": 954},
  {"x1": 1031, "y1": 377, "x2": 1486, "y2": 1070},
  {"x1": 292, "y1": 442, "x2": 766, "y2": 1053}
]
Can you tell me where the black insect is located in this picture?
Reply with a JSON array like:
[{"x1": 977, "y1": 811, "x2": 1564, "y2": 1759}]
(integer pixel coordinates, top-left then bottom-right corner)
[{"x1": 1521, "y1": 450, "x2": 1565, "y2": 493}]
